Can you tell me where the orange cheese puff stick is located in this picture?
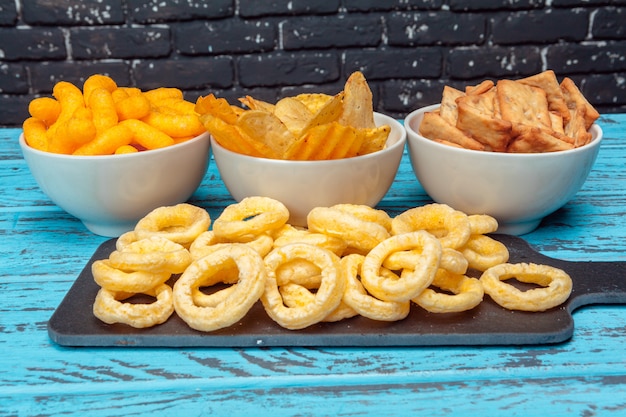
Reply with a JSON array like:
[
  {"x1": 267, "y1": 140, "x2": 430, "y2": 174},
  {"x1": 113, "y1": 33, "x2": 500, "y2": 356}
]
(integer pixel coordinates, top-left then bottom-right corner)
[
  {"x1": 73, "y1": 124, "x2": 133, "y2": 156},
  {"x1": 83, "y1": 74, "x2": 117, "y2": 103},
  {"x1": 143, "y1": 87, "x2": 184, "y2": 104},
  {"x1": 111, "y1": 88, "x2": 129, "y2": 103},
  {"x1": 45, "y1": 81, "x2": 87, "y2": 153},
  {"x1": 88, "y1": 88, "x2": 119, "y2": 134},
  {"x1": 143, "y1": 107, "x2": 205, "y2": 138},
  {"x1": 115, "y1": 94, "x2": 151, "y2": 120},
  {"x1": 119, "y1": 119, "x2": 175, "y2": 149},
  {"x1": 22, "y1": 117, "x2": 50, "y2": 151},
  {"x1": 48, "y1": 107, "x2": 97, "y2": 154},
  {"x1": 28, "y1": 97, "x2": 61, "y2": 127},
  {"x1": 47, "y1": 82, "x2": 85, "y2": 136},
  {"x1": 115, "y1": 144, "x2": 139, "y2": 154}
]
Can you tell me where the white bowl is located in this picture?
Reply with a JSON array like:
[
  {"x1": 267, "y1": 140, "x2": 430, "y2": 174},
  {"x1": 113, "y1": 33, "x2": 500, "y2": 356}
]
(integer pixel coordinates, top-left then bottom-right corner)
[
  {"x1": 20, "y1": 132, "x2": 211, "y2": 237},
  {"x1": 211, "y1": 112, "x2": 407, "y2": 227},
  {"x1": 404, "y1": 104, "x2": 603, "y2": 235}
]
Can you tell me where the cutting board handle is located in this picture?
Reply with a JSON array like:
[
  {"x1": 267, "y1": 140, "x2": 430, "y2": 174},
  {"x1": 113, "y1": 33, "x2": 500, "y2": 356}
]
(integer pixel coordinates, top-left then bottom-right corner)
[{"x1": 495, "y1": 234, "x2": 626, "y2": 312}]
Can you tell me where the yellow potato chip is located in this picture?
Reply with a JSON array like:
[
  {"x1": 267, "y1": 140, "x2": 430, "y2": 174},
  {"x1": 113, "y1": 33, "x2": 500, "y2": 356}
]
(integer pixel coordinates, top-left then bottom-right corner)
[
  {"x1": 338, "y1": 71, "x2": 376, "y2": 129},
  {"x1": 195, "y1": 94, "x2": 239, "y2": 125},
  {"x1": 301, "y1": 92, "x2": 344, "y2": 131},
  {"x1": 200, "y1": 113, "x2": 278, "y2": 159},
  {"x1": 295, "y1": 93, "x2": 333, "y2": 114},
  {"x1": 273, "y1": 97, "x2": 314, "y2": 136},
  {"x1": 236, "y1": 110, "x2": 296, "y2": 156},
  {"x1": 239, "y1": 95, "x2": 276, "y2": 113},
  {"x1": 284, "y1": 122, "x2": 359, "y2": 160},
  {"x1": 356, "y1": 125, "x2": 391, "y2": 156}
]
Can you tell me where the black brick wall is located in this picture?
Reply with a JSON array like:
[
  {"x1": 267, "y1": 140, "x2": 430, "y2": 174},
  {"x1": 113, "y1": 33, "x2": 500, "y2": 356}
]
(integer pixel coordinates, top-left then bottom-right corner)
[{"x1": 1, "y1": 0, "x2": 625, "y2": 126}]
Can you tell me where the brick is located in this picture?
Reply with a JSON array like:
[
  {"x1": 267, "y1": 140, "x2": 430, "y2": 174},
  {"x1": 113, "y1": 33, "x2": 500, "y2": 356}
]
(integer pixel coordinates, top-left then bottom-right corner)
[
  {"x1": 449, "y1": 0, "x2": 544, "y2": 11},
  {"x1": 387, "y1": 12, "x2": 486, "y2": 46},
  {"x1": 0, "y1": 28, "x2": 66, "y2": 61},
  {"x1": 582, "y1": 73, "x2": 626, "y2": 107},
  {"x1": 281, "y1": 82, "x2": 345, "y2": 98},
  {"x1": 133, "y1": 57, "x2": 234, "y2": 90},
  {"x1": 344, "y1": 48, "x2": 443, "y2": 80},
  {"x1": 0, "y1": 63, "x2": 28, "y2": 94},
  {"x1": 282, "y1": 16, "x2": 382, "y2": 50},
  {"x1": 547, "y1": 42, "x2": 626, "y2": 74},
  {"x1": 128, "y1": 0, "x2": 233, "y2": 24},
  {"x1": 446, "y1": 46, "x2": 542, "y2": 79},
  {"x1": 0, "y1": 0, "x2": 17, "y2": 26},
  {"x1": 380, "y1": 79, "x2": 450, "y2": 115},
  {"x1": 71, "y1": 27, "x2": 171, "y2": 60},
  {"x1": 239, "y1": 0, "x2": 340, "y2": 17},
  {"x1": 592, "y1": 7, "x2": 626, "y2": 39},
  {"x1": 0, "y1": 94, "x2": 32, "y2": 126},
  {"x1": 174, "y1": 20, "x2": 275, "y2": 55},
  {"x1": 237, "y1": 52, "x2": 340, "y2": 87},
  {"x1": 29, "y1": 62, "x2": 131, "y2": 93},
  {"x1": 22, "y1": 0, "x2": 124, "y2": 25},
  {"x1": 552, "y1": 0, "x2": 611, "y2": 5},
  {"x1": 343, "y1": 0, "x2": 440, "y2": 12},
  {"x1": 491, "y1": 9, "x2": 589, "y2": 44}
]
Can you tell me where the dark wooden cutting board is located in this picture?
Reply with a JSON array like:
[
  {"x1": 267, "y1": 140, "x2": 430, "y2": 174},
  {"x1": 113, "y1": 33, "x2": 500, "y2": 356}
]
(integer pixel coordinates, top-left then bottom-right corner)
[{"x1": 47, "y1": 234, "x2": 626, "y2": 347}]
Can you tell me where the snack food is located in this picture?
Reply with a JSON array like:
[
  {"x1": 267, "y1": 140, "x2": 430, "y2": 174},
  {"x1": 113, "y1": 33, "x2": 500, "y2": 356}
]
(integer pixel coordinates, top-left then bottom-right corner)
[
  {"x1": 195, "y1": 71, "x2": 390, "y2": 161},
  {"x1": 173, "y1": 244, "x2": 267, "y2": 332},
  {"x1": 261, "y1": 243, "x2": 345, "y2": 329},
  {"x1": 93, "y1": 283, "x2": 174, "y2": 328},
  {"x1": 419, "y1": 70, "x2": 599, "y2": 153},
  {"x1": 480, "y1": 262, "x2": 573, "y2": 311},
  {"x1": 134, "y1": 203, "x2": 211, "y2": 248},
  {"x1": 23, "y1": 75, "x2": 204, "y2": 155},
  {"x1": 90, "y1": 200, "x2": 574, "y2": 331}
]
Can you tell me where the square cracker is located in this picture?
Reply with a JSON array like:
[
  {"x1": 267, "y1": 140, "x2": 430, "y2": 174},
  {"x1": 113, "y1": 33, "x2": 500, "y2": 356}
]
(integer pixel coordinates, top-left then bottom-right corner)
[
  {"x1": 496, "y1": 79, "x2": 553, "y2": 133},
  {"x1": 564, "y1": 107, "x2": 593, "y2": 147},
  {"x1": 439, "y1": 85, "x2": 465, "y2": 126},
  {"x1": 419, "y1": 111, "x2": 485, "y2": 151},
  {"x1": 507, "y1": 125, "x2": 574, "y2": 153},
  {"x1": 456, "y1": 96, "x2": 513, "y2": 152},
  {"x1": 518, "y1": 70, "x2": 570, "y2": 123},
  {"x1": 561, "y1": 77, "x2": 600, "y2": 130}
]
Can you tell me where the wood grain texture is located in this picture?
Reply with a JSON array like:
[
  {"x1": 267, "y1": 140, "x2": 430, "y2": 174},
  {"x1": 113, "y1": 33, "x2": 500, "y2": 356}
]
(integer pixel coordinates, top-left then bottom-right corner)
[{"x1": 1, "y1": 116, "x2": 625, "y2": 416}]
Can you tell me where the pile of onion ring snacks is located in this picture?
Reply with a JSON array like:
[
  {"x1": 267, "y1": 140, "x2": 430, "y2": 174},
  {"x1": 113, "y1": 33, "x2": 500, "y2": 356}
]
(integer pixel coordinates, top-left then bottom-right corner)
[{"x1": 91, "y1": 198, "x2": 573, "y2": 330}]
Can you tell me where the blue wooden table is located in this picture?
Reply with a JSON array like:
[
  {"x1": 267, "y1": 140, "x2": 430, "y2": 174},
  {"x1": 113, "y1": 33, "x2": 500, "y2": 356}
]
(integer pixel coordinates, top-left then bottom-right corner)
[{"x1": 1, "y1": 115, "x2": 625, "y2": 416}]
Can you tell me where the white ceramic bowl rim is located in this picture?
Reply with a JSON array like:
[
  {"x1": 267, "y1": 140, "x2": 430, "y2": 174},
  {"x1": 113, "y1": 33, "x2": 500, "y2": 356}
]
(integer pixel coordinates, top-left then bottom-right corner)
[
  {"x1": 405, "y1": 104, "x2": 603, "y2": 158},
  {"x1": 210, "y1": 114, "x2": 406, "y2": 165},
  {"x1": 19, "y1": 131, "x2": 210, "y2": 160}
]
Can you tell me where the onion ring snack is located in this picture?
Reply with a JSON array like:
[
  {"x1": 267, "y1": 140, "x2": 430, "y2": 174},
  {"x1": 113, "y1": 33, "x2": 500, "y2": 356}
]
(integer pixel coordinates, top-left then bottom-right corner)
[
  {"x1": 261, "y1": 243, "x2": 345, "y2": 330},
  {"x1": 213, "y1": 197, "x2": 289, "y2": 241},
  {"x1": 307, "y1": 206, "x2": 390, "y2": 253},
  {"x1": 391, "y1": 203, "x2": 471, "y2": 249},
  {"x1": 173, "y1": 244, "x2": 267, "y2": 332},
  {"x1": 189, "y1": 231, "x2": 274, "y2": 260},
  {"x1": 272, "y1": 224, "x2": 347, "y2": 256},
  {"x1": 93, "y1": 284, "x2": 174, "y2": 328},
  {"x1": 460, "y1": 234, "x2": 510, "y2": 271},
  {"x1": 108, "y1": 236, "x2": 192, "y2": 274},
  {"x1": 480, "y1": 262, "x2": 573, "y2": 311},
  {"x1": 134, "y1": 203, "x2": 211, "y2": 247},
  {"x1": 361, "y1": 231, "x2": 442, "y2": 302},
  {"x1": 468, "y1": 214, "x2": 499, "y2": 235},
  {"x1": 412, "y1": 269, "x2": 484, "y2": 313},
  {"x1": 341, "y1": 254, "x2": 411, "y2": 321},
  {"x1": 279, "y1": 283, "x2": 358, "y2": 322},
  {"x1": 275, "y1": 259, "x2": 323, "y2": 288},
  {"x1": 92, "y1": 259, "x2": 171, "y2": 293}
]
